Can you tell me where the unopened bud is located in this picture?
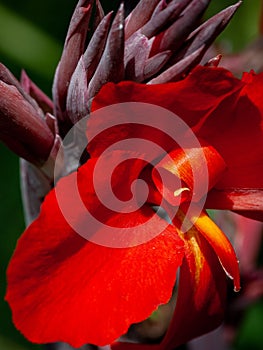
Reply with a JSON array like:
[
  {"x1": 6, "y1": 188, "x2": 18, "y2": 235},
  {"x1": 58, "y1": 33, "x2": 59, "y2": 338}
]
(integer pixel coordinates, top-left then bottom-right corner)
[{"x1": 0, "y1": 81, "x2": 54, "y2": 165}]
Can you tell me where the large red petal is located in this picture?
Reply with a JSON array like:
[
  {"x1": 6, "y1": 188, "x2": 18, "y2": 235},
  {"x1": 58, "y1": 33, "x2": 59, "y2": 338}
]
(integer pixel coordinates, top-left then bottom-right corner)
[
  {"x1": 89, "y1": 67, "x2": 263, "y2": 217},
  {"x1": 201, "y1": 93, "x2": 263, "y2": 189},
  {"x1": 6, "y1": 155, "x2": 185, "y2": 347},
  {"x1": 199, "y1": 71, "x2": 263, "y2": 213},
  {"x1": 112, "y1": 214, "x2": 228, "y2": 350},
  {"x1": 88, "y1": 66, "x2": 243, "y2": 158}
]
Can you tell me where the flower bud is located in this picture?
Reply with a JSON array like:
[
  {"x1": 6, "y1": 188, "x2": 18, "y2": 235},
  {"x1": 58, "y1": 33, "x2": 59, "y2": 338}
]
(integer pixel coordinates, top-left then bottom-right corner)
[{"x1": 0, "y1": 81, "x2": 54, "y2": 165}]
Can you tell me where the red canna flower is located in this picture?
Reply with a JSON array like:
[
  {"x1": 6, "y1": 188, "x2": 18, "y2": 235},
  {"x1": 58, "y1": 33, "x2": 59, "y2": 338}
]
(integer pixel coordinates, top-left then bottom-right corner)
[
  {"x1": 0, "y1": 0, "x2": 241, "y2": 225},
  {"x1": 2, "y1": 1, "x2": 263, "y2": 350},
  {"x1": 6, "y1": 65, "x2": 263, "y2": 349}
]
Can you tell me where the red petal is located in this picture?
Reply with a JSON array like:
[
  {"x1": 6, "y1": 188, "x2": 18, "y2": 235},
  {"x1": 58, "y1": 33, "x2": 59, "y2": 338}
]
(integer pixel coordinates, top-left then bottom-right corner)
[
  {"x1": 89, "y1": 67, "x2": 263, "y2": 217},
  {"x1": 112, "y1": 215, "x2": 228, "y2": 350},
  {"x1": 88, "y1": 66, "x2": 243, "y2": 158},
  {"x1": 6, "y1": 155, "x2": 184, "y2": 347},
  {"x1": 191, "y1": 210, "x2": 240, "y2": 291},
  {"x1": 152, "y1": 141, "x2": 226, "y2": 206},
  {"x1": 204, "y1": 72, "x2": 263, "y2": 217},
  {"x1": 197, "y1": 71, "x2": 263, "y2": 198},
  {"x1": 160, "y1": 231, "x2": 227, "y2": 349},
  {"x1": 172, "y1": 207, "x2": 240, "y2": 291}
]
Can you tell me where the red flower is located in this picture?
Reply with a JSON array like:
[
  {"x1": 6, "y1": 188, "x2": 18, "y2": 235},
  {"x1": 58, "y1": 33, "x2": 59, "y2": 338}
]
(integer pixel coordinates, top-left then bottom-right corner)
[{"x1": 6, "y1": 66, "x2": 263, "y2": 349}]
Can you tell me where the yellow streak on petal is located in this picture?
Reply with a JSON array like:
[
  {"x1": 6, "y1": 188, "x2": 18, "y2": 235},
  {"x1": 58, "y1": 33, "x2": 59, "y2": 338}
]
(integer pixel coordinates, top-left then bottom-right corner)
[
  {"x1": 188, "y1": 232, "x2": 204, "y2": 287},
  {"x1": 178, "y1": 226, "x2": 204, "y2": 288}
]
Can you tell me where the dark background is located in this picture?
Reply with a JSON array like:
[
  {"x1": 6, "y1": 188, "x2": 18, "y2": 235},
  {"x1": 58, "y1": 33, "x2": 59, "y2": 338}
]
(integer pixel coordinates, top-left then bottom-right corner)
[{"x1": 0, "y1": 1, "x2": 262, "y2": 349}]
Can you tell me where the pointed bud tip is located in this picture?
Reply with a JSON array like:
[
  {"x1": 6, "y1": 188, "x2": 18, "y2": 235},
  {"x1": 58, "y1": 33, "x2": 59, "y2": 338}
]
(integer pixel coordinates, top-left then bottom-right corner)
[
  {"x1": 228, "y1": 1, "x2": 242, "y2": 14},
  {"x1": 226, "y1": 1, "x2": 242, "y2": 17}
]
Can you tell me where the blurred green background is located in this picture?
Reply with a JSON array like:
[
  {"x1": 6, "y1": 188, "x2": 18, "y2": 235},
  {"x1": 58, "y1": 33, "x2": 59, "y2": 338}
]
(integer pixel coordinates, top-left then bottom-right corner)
[{"x1": 0, "y1": 0, "x2": 262, "y2": 349}]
